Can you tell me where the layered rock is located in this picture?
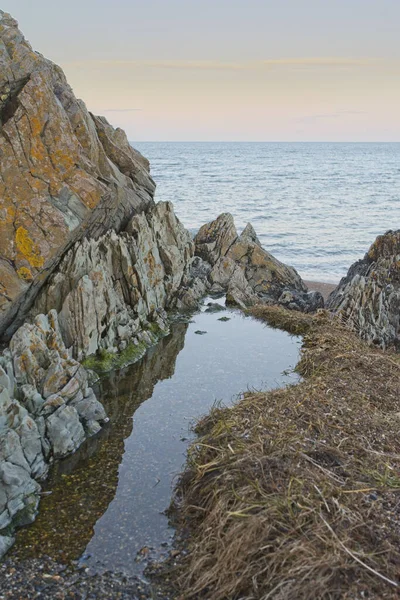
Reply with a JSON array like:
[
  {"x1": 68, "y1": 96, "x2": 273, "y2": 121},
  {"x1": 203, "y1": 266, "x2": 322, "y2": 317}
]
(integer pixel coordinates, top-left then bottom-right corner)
[
  {"x1": 191, "y1": 214, "x2": 323, "y2": 311},
  {"x1": 0, "y1": 10, "x2": 154, "y2": 323},
  {"x1": 0, "y1": 197, "x2": 197, "y2": 551},
  {"x1": 328, "y1": 230, "x2": 400, "y2": 348},
  {"x1": 30, "y1": 201, "x2": 194, "y2": 361},
  {"x1": 0, "y1": 310, "x2": 106, "y2": 552}
]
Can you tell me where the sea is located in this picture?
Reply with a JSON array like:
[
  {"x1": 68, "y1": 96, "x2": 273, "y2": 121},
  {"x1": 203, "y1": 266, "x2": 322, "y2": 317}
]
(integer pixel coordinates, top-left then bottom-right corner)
[{"x1": 135, "y1": 142, "x2": 400, "y2": 284}]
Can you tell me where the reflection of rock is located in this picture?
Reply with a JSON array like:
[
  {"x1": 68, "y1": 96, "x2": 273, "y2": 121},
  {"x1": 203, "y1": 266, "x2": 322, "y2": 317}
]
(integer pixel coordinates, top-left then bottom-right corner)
[
  {"x1": 328, "y1": 230, "x2": 400, "y2": 348},
  {"x1": 193, "y1": 214, "x2": 323, "y2": 312},
  {"x1": 10, "y1": 323, "x2": 187, "y2": 562}
]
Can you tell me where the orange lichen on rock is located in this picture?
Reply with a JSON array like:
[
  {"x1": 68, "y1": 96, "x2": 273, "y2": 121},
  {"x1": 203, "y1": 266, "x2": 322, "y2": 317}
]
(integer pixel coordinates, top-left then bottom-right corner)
[
  {"x1": 16, "y1": 266, "x2": 33, "y2": 281},
  {"x1": 15, "y1": 226, "x2": 44, "y2": 268}
]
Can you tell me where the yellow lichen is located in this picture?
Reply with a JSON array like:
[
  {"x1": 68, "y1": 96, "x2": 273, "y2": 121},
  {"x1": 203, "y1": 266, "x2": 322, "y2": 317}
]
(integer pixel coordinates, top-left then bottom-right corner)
[
  {"x1": 15, "y1": 226, "x2": 44, "y2": 268},
  {"x1": 17, "y1": 266, "x2": 33, "y2": 281}
]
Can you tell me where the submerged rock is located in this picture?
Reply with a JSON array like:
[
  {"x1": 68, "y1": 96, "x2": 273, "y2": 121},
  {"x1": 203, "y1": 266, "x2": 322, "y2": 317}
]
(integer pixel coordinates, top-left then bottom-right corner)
[{"x1": 328, "y1": 230, "x2": 400, "y2": 348}]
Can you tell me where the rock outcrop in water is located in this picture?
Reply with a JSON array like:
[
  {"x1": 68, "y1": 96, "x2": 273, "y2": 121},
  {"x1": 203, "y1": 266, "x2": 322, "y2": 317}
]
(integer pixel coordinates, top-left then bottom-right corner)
[
  {"x1": 328, "y1": 230, "x2": 400, "y2": 348},
  {"x1": 192, "y1": 213, "x2": 323, "y2": 311}
]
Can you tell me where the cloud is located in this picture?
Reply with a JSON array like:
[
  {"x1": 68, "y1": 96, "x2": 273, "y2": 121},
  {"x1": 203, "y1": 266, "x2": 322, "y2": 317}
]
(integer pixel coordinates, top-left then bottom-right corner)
[
  {"x1": 294, "y1": 110, "x2": 367, "y2": 125},
  {"x1": 63, "y1": 58, "x2": 382, "y2": 71},
  {"x1": 101, "y1": 108, "x2": 142, "y2": 112}
]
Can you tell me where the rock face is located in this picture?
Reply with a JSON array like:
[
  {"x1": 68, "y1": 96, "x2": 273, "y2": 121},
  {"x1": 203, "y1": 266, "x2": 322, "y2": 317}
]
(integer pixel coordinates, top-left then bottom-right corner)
[
  {"x1": 0, "y1": 310, "x2": 106, "y2": 553},
  {"x1": 192, "y1": 214, "x2": 323, "y2": 311},
  {"x1": 328, "y1": 230, "x2": 400, "y2": 348},
  {"x1": 30, "y1": 201, "x2": 194, "y2": 361},
  {"x1": 0, "y1": 10, "x2": 154, "y2": 323}
]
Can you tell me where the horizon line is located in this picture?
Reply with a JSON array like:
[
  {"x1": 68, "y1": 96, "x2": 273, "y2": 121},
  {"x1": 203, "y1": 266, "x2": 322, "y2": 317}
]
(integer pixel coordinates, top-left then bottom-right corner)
[{"x1": 130, "y1": 140, "x2": 400, "y2": 144}]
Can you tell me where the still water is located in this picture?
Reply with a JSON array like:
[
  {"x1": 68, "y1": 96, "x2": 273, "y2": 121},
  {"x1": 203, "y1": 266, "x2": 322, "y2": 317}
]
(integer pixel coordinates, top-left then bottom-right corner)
[{"x1": 12, "y1": 301, "x2": 300, "y2": 575}]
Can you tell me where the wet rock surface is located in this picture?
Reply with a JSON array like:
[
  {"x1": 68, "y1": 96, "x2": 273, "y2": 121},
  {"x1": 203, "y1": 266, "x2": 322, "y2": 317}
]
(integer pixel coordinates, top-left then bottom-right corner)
[{"x1": 328, "y1": 229, "x2": 400, "y2": 348}]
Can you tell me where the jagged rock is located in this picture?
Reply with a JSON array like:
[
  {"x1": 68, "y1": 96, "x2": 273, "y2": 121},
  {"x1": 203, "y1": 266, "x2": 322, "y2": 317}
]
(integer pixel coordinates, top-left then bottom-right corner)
[
  {"x1": 195, "y1": 214, "x2": 238, "y2": 266},
  {"x1": 0, "y1": 10, "x2": 155, "y2": 327},
  {"x1": 0, "y1": 535, "x2": 14, "y2": 557},
  {"x1": 25, "y1": 201, "x2": 193, "y2": 360},
  {"x1": 278, "y1": 289, "x2": 324, "y2": 313},
  {"x1": 328, "y1": 230, "x2": 400, "y2": 348},
  {"x1": 0, "y1": 309, "x2": 109, "y2": 549},
  {"x1": 172, "y1": 257, "x2": 212, "y2": 311},
  {"x1": 195, "y1": 214, "x2": 317, "y2": 311}
]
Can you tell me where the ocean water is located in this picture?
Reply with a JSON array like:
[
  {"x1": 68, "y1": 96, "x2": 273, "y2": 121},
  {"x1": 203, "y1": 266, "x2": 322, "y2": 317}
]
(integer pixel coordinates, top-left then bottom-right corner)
[{"x1": 135, "y1": 142, "x2": 400, "y2": 284}]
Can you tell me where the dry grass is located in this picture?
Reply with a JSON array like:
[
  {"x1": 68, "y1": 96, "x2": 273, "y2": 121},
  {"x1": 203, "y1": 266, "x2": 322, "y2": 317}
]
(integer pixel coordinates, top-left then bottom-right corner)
[{"x1": 173, "y1": 306, "x2": 400, "y2": 599}]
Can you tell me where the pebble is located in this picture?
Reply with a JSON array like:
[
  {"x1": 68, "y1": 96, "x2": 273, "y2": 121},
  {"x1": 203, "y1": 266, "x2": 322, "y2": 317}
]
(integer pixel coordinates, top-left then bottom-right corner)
[{"x1": 0, "y1": 556, "x2": 173, "y2": 599}]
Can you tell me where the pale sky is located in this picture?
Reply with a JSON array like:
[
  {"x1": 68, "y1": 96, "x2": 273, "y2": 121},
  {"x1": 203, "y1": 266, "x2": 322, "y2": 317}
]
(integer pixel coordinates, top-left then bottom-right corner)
[{"x1": 3, "y1": 0, "x2": 400, "y2": 141}]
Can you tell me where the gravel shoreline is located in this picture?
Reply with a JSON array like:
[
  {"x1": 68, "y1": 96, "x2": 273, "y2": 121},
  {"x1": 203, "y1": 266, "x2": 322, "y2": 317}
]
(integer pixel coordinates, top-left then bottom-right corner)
[{"x1": 0, "y1": 557, "x2": 174, "y2": 600}]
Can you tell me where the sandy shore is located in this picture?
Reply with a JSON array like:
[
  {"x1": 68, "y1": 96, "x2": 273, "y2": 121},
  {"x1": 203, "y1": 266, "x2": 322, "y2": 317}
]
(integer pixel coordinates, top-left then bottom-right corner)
[{"x1": 304, "y1": 280, "x2": 337, "y2": 301}]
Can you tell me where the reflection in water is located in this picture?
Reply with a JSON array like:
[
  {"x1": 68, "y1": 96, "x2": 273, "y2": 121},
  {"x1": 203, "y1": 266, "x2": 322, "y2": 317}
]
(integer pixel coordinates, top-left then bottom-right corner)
[
  {"x1": 12, "y1": 323, "x2": 188, "y2": 564},
  {"x1": 12, "y1": 305, "x2": 301, "y2": 575}
]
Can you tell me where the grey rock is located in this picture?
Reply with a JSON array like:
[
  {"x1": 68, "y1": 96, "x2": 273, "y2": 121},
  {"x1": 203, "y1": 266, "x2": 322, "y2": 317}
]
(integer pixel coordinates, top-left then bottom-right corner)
[
  {"x1": 46, "y1": 405, "x2": 86, "y2": 458},
  {"x1": 278, "y1": 289, "x2": 324, "y2": 313},
  {"x1": 0, "y1": 535, "x2": 15, "y2": 559},
  {"x1": 240, "y1": 223, "x2": 262, "y2": 247},
  {"x1": 195, "y1": 213, "x2": 238, "y2": 266},
  {"x1": 194, "y1": 213, "x2": 315, "y2": 312},
  {"x1": 328, "y1": 230, "x2": 400, "y2": 348}
]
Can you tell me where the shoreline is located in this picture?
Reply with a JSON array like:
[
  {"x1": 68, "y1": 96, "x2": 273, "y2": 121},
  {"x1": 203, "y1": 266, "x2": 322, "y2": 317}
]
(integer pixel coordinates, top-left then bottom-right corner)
[
  {"x1": 304, "y1": 280, "x2": 337, "y2": 301},
  {"x1": 172, "y1": 305, "x2": 400, "y2": 599}
]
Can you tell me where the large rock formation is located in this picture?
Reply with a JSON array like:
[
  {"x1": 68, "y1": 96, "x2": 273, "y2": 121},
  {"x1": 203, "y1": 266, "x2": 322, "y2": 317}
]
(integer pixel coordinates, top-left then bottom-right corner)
[
  {"x1": 0, "y1": 10, "x2": 154, "y2": 327},
  {"x1": 28, "y1": 201, "x2": 193, "y2": 362},
  {"x1": 190, "y1": 213, "x2": 323, "y2": 312},
  {"x1": 0, "y1": 10, "x2": 197, "y2": 552},
  {"x1": 328, "y1": 230, "x2": 400, "y2": 348}
]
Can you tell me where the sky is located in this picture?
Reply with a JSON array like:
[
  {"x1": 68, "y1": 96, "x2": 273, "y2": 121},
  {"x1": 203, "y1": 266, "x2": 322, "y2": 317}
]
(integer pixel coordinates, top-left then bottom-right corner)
[{"x1": 3, "y1": 0, "x2": 400, "y2": 141}]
